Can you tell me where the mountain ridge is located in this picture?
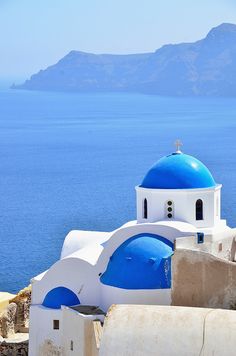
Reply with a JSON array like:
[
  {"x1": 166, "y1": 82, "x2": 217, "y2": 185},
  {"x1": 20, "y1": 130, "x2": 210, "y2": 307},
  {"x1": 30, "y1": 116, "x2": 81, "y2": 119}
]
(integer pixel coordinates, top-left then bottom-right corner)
[{"x1": 14, "y1": 23, "x2": 236, "y2": 96}]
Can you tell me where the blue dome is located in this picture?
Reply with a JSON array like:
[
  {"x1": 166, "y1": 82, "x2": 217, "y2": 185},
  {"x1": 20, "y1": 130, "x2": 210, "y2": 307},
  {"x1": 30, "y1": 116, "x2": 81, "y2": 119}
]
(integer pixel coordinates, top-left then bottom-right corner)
[
  {"x1": 42, "y1": 287, "x2": 80, "y2": 309},
  {"x1": 100, "y1": 233, "x2": 173, "y2": 290},
  {"x1": 141, "y1": 153, "x2": 216, "y2": 189}
]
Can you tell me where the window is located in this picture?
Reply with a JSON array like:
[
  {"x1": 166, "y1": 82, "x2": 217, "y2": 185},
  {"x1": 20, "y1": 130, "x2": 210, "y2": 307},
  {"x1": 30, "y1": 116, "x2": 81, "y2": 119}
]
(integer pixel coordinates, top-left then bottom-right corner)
[
  {"x1": 143, "y1": 198, "x2": 148, "y2": 219},
  {"x1": 53, "y1": 320, "x2": 59, "y2": 330},
  {"x1": 70, "y1": 340, "x2": 74, "y2": 351},
  {"x1": 166, "y1": 200, "x2": 174, "y2": 219},
  {"x1": 197, "y1": 232, "x2": 204, "y2": 244},
  {"x1": 196, "y1": 199, "x2": 203, "y2": 220}
]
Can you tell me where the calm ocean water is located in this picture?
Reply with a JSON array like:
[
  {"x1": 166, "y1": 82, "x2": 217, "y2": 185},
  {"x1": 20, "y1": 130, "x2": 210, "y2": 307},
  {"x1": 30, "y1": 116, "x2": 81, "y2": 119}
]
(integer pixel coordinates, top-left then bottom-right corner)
[{"x1": 1, "y1": 89, "x2": 236, "y2": 292}]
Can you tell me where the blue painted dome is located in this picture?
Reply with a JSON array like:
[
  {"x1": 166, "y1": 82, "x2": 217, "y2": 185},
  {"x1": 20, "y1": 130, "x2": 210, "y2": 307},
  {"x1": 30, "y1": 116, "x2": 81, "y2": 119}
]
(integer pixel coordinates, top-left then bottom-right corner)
[
  {"x1": 141, "y1": 152, "x2": 216, "y2": 189},
  {"x1": 42, "y1": 286, "x2": 80, "y2": 309},
  {"x1": 100, "y1": 233, "x2": 173, "y2": 290}
]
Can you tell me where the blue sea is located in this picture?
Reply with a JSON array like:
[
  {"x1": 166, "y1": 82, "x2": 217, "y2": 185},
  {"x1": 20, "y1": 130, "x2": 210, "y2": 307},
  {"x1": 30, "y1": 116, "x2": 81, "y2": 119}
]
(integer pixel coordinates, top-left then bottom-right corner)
[{"x1": 1, "y1": 89, "x2": 236, "y2": 293}]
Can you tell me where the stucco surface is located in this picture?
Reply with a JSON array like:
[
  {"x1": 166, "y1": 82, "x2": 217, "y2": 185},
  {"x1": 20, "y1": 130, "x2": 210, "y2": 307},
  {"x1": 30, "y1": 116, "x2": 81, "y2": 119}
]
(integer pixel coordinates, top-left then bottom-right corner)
[
  {"x1": 61, "y1": 230, "x2": 111, "y2": 259},
  {"x1": 100, "y1": 305, "x2": 235, "y2": 356}
]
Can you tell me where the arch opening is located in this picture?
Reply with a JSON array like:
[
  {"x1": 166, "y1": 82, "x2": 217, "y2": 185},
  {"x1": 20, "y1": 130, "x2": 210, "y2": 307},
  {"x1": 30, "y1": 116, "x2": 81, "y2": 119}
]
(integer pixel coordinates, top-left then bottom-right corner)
[
  {"x1": 196, "y1": 199, "x2": 203, "y2": 220},
  {"x1": 143, "y1": 198, "x2": 148, "y2": 219}
]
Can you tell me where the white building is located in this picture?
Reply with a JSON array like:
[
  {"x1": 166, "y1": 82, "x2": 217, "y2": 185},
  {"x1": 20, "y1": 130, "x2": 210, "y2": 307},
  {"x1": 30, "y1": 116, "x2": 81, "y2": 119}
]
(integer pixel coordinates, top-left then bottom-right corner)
[{"x1": 29, "y1": 146, "x2": 235, "y2": 355}]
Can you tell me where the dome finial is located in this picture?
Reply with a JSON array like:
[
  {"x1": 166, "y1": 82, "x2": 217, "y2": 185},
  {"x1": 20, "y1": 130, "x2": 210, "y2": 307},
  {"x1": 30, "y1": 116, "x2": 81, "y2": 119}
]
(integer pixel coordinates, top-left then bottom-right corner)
[{"x1": 174, "y1": 139, "x2": 183, "y2": 154}]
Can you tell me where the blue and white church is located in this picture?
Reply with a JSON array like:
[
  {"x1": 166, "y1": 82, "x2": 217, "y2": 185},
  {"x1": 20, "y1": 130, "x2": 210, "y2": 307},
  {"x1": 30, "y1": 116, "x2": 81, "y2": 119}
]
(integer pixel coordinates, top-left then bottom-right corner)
[{"x1": 29, "y1": 143, "x2": 234, "y2": 353}]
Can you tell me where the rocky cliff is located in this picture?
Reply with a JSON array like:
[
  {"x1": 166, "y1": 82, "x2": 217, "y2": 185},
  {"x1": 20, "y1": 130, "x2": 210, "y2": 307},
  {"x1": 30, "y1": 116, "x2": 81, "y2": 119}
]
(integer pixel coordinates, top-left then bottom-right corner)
[{"x1": 15, "y1": 23, "x2": 236, "y2": 96}]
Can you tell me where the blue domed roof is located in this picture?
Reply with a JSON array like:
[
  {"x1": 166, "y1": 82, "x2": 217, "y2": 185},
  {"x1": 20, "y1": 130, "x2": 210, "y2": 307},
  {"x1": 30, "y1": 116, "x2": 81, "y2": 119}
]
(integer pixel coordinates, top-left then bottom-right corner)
[
  {"x1": 100, "y1": 233, "x2": 173, "y2": 290},
  {"x1": 42, "y1": 287, "x2": 80, "y2": 309},
  {"x1": 141, "y1": 152, "x2": 216, "y2": 189}
]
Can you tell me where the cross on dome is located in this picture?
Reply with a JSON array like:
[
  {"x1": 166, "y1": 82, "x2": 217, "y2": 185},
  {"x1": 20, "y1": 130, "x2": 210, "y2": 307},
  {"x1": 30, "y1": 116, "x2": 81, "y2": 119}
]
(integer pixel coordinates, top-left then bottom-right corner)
[{"x1": 174, "y1": 139, "x2": 183, "y2": 153}]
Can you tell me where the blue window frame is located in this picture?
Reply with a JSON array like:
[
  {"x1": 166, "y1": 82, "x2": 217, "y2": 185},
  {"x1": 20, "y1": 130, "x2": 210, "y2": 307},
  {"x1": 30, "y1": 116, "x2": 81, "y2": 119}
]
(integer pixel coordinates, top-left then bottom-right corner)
[{"x1": 197, "y1": 232, "x2": 204, "y2": 244}]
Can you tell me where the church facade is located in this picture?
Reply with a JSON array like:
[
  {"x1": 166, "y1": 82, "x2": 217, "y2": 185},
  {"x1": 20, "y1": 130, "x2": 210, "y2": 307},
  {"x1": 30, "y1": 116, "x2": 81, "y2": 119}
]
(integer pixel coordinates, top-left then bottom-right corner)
[{"x1": 29, "y1": 146, "x2": 236, "y2": 355}]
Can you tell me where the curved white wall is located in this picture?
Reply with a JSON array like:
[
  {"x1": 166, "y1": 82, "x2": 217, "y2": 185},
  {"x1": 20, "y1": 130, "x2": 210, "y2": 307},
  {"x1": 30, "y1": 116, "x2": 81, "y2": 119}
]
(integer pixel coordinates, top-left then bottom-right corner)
[
  {"x1": 32, "y1": 221, "x2": 196, "y2": 310},
  {"x1": 100, "y1": 285, "x2": 171, "y2": 311}
]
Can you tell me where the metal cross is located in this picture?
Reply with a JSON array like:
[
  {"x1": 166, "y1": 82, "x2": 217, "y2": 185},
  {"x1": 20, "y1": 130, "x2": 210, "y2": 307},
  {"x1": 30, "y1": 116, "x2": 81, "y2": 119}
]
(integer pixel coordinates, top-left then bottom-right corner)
[{"x1": 174, "y1": 139, "x2": 183, "y2": 153}]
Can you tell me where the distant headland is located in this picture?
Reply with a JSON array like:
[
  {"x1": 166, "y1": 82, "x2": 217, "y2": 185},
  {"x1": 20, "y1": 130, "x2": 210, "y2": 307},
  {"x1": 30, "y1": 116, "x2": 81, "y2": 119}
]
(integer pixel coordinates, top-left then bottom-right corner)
[{"x1": 14, "y1": 23, "x2": 236, "y2": 97}]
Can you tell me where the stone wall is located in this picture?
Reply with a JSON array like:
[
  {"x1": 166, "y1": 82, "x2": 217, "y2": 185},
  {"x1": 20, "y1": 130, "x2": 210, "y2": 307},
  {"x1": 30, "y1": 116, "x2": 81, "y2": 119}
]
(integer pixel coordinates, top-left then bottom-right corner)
[
  {"x1": 0, "y1": 340, "x2": 28, "y2": 356},
  {"x1": 171, "y1": 248, "x2": 236, "y2": 309}
]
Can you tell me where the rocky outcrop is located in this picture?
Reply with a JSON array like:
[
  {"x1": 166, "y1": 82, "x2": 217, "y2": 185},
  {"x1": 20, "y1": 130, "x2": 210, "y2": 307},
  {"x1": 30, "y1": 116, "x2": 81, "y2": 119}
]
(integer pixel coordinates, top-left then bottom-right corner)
[
  {"x1": 0, "y1": 286, "x2": 31, "y2": 338},
  {"x1": 0, "y1": 286, "x2": 31, "y2": 355},
  {"x1": 0, "y1": 303, "x2": 17, "y2": 338},
  {"x1": 11, "y1": 287, "x2": 31, "y2": 333}
]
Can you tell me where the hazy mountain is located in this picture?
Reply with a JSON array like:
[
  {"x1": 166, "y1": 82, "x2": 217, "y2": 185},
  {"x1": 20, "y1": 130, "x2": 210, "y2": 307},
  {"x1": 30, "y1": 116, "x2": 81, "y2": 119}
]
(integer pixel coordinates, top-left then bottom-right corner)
[{"x1": 14, "y1": 23, "x2": 236, "y2": 96}]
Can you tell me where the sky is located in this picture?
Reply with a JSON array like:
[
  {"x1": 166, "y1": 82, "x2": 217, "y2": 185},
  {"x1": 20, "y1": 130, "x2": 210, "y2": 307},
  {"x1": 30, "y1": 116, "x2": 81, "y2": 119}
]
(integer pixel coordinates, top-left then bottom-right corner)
[{"x1": 0, "y1": 0, "x2": 236, "y2": 82}]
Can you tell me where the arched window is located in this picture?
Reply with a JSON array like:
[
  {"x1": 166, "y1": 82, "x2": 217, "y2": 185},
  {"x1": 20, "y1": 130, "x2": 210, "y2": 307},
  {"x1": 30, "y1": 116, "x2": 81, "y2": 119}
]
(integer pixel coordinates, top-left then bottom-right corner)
[
  {"x1": 143, "y1": 198, "x2": 148, "y2": 219},
  {"x1": 196, "y1": 199, "x2": 203, "y2": 220}
]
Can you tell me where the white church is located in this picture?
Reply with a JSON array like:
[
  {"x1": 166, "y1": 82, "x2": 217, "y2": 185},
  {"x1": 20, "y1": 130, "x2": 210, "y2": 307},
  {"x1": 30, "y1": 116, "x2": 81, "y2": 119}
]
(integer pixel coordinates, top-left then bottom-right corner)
[{"x1": 29, "y1": 143, "x2": 236, "y2": 355}]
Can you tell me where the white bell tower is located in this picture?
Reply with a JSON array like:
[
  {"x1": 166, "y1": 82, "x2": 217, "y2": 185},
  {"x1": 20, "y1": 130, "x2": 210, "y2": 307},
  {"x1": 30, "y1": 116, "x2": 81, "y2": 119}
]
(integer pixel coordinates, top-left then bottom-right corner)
[{"x1": 136, "y1": 142, "x2": 224, "y2": 230}]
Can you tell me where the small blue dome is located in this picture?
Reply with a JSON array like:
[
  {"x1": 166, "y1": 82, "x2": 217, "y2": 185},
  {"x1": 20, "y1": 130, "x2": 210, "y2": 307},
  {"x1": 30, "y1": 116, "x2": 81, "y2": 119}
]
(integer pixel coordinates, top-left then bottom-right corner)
[
  {"x1": 141, "y1": 153, "x2": 216, "y2": 189},
  {"x1": 100, "y1": 233, "x2": 173, "y2": 290},
  {"x1": 42, "y1": 287, "x2": 80, "y2": 309}
]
